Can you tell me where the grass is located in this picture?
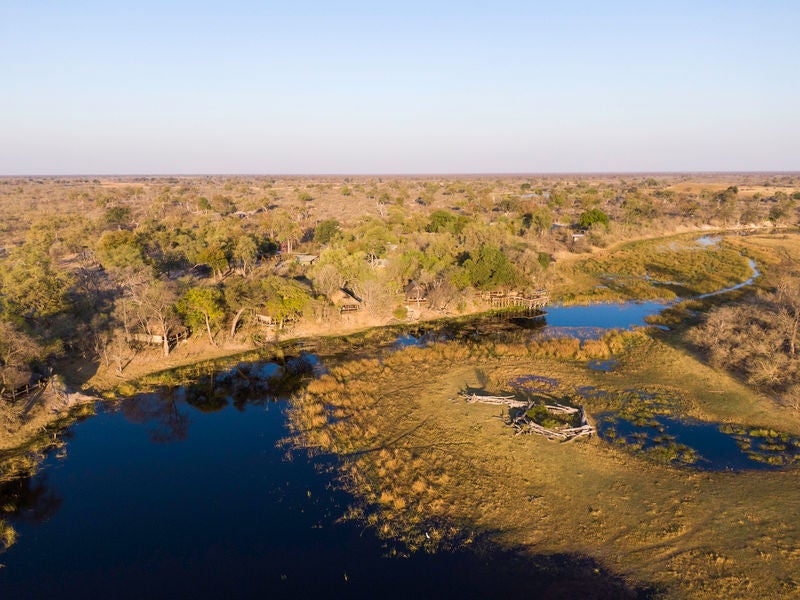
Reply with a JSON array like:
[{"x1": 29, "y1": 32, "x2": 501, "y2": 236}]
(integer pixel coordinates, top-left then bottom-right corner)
[
  {"x1": 553, "y1": 233, "x2": 754, "y2": 304},
  {"x1": 287, "y1": 332, "x2": 800, "y2": 598},
  {"x1": 1, "y1": 228, "x2": 796, "y2": 591},
  {"x1": 0, "y1": 519, "x2": 16, "y2": 553}
]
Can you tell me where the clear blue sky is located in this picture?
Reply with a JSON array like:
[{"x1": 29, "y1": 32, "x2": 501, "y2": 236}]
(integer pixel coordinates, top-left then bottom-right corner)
[{"x1": 1, "y1": 1, "x2": 798, "y2": 174}]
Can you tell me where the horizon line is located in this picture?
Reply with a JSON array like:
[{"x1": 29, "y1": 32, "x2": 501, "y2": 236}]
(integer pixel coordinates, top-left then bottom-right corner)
[{"x1": 2, "y1": 170, "x2": 799, "y2": 179}]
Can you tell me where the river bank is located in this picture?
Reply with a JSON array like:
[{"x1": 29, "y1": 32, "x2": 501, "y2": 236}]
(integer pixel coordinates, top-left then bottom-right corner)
[
  {"x1": 2, "y1": 230, "x2": 799, "y2": 598},
  {"x1": 72, "y1": 227, "x2": 779, "y2": 396}
]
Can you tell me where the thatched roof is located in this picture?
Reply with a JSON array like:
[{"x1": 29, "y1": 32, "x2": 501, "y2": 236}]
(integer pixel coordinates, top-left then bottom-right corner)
[
  {"x1": 329, "y1": 288, "x2": 361, "y2": 306},
  {"x1": 404, "y1": 280, "x2": 428, "y2": 299}
]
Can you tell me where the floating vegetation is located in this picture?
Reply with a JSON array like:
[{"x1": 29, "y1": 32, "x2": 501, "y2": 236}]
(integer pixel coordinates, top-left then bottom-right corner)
[
  {"x1": 598, "y1": 412, "x2": 800, "y2": 470},
  {"x1": 718, "y1": 424, "x2": 800, "y2": 466},
  {"x1": 576, "y1": 386, "x2": 610, "y2": 401},
  {"x1": 573, "y1": 386, "x2": 800, "y2": 469},
  {"x1": 0, "y1": 519, "x2": 16, "y2": 553}
]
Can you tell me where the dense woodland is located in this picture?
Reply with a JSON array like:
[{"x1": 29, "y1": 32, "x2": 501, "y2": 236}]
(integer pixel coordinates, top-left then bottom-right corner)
[{"x1": 0, "y1": 173, "x2": 799, "y2": 392}]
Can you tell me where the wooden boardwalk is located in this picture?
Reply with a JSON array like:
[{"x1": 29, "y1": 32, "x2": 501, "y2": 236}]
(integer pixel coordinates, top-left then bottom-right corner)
[{"x1": 482, "y1": 290, "x2": 550, "y2": 311}]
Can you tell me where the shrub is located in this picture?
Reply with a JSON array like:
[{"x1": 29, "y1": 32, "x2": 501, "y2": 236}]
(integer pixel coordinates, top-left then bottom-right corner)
[{"x1": 578, "y1": 208, "x2": 610, "y2": 230}]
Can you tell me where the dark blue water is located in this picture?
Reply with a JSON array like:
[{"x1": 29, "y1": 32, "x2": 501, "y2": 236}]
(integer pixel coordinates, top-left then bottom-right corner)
[
  {"x1": 2, "y1": 398, "x2": 363, "y2": 598},
  {"x1": 1, "y1": 391, "x2": 648, "y2": 599},
  {"x1": 597, "y1": 415, "x2": 792, "y2": 471},
  {"x1": 0, "y1": 248, "x2": 765, "y2": 598}
]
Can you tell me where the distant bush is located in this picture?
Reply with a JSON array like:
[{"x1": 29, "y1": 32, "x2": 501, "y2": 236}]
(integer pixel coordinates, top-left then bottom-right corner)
[
  {"x1": 578, "y1": 208, "x2": 610, "y2": 230},
  {"x1": 314, "y1": 219, "x2": 341, "y2": 244}
]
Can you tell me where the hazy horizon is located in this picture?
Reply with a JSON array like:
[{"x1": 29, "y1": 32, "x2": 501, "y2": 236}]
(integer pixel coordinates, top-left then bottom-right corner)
[
  {"x1": 3, "y1": 170, "x2": 800, "y2": 179},
  {"x1": 2, "y1": 1, "x2": 798, "y2": 175}
]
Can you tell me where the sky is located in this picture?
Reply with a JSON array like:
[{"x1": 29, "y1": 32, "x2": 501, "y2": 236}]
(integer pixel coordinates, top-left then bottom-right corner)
[{"x1": 1, "y1": 1, "x2": 798, "y2": 174}]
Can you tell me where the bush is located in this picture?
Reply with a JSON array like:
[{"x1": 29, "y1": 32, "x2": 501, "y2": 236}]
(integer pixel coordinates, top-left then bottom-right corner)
[
  {"x1": 578, "y1": 208, "x2": 610, "y2": 230},
  {"x1": 314, "y1": 219, "x2": 341, "y2": 244}
]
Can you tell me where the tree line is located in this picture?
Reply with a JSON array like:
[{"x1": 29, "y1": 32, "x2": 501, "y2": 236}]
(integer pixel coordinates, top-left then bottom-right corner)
[{"x1": 0, "y1": 174, "x2": 798, "y2": 387}]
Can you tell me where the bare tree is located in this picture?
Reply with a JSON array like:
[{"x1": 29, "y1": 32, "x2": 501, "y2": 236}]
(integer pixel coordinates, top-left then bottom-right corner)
[
  {"x1": 777, "y1": 276, "x2": 800, "y2": 356},
  {"x1": 0, "y1": 321, "x2": 42, "y2": 389}
]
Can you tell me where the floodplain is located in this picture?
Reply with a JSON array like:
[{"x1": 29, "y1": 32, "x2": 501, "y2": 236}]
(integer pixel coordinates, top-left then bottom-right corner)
[{"x1": 1, "y1": 176, "x2": 800, "y2": 598}]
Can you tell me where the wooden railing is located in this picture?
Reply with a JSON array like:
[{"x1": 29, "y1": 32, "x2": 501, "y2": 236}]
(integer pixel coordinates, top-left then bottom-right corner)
[
  {"x1": 481, "y1": 290, "x2": 550, "y2": 310},
  {"x1": 1, "y1": 378, "x2": 48, "y2": 402}
]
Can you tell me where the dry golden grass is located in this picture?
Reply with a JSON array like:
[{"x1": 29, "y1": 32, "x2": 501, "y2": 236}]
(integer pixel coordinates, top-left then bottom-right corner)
[
  {"x1": 730, "y1": 231, "x2": 800, "y2": 264},
  {"x1": 288, "y1": 334, "x2": 800, "y2": 598}
]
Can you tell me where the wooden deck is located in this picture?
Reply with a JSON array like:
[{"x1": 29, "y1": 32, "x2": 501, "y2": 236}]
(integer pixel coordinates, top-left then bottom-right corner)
[{"x1": 482, "y1": 290, "x2": 550, "y2": 310}]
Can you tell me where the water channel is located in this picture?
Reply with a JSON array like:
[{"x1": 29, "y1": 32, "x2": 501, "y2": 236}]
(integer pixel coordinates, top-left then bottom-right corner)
[{"x1": 0, "y1": 241, "x2": 769, "y2": 598}]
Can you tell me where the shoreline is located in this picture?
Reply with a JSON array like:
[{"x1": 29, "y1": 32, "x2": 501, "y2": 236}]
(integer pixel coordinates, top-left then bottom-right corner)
[{"x1": 73, "y1": 225, "x2": 780, "y2": 394}]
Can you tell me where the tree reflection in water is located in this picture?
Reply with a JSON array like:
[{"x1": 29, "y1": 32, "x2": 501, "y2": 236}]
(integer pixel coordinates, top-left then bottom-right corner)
[
  {"x1": 119, "y1": 393, "x2": 190, "y2": 443},
  {"x1": 0, "y1": 474, "x2": 62, "y2": 525}
]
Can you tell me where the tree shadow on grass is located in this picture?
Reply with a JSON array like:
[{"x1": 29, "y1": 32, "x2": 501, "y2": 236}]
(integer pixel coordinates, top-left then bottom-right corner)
[{"x1": 266, "y1": 526, "x2": 660, "y2": 600}]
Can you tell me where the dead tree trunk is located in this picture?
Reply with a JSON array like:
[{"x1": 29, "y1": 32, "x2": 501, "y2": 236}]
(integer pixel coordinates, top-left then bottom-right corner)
[
  {"x1": 230, "y1": 307, "x2": 246, "y2": 338},
  {"x1": 204, "y1": 312, "x2": 217, "y2": 347}
]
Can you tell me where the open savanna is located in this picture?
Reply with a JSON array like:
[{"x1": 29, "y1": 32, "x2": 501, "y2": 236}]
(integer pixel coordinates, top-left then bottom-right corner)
[{"x1": 288, "y1": 329, "x2": 800, "y2": 599}]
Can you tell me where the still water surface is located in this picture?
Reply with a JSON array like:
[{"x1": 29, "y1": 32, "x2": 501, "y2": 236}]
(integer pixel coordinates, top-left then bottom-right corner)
[
  {"x1": 1, "y1": 385, "x2": 642, "y2": 598},
  {"x1": 0, "y1": 252, "x2": 763, "y2": 598}
]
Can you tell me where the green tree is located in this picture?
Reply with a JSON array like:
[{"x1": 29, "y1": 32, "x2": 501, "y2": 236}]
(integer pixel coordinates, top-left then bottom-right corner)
[
  {"x1": 0, "y1": 248, "x2": 73, "y2": 320},
  {"x1": 273, "y1": 211, "x2": 302, "y2": 254},
  {"x1": 232, "y1": 235, "x2": 259, "y2": 276},
  {"x1": 522, "y1": 207, "x2": 553, "y2": 235},
  {"x1": 177, "y1": 287, "x2": 226, "y2": 346},
  {"x1": 454, "y1": 245, "x2": 517, "y2": 290},
  {"x1": 354, "y1": 219, "x2": 396, "y2": 261},
  {"x1": 314, "y1": 219, "x2": 341, "y2": 245},
  {"x1": 768, "y1": 196, "x2": 796, "y2": 225},
  {"x1": 578, "y1": 208, "x2": 610, "y2": 229},
  {"x1": 105, "y1": 206, "x2": 132, "y2": 230},
  {"x1": 210, "y1": 195, "x2": 237, "y2": 215},
  {"x1": 223, "y1": 277, "x2": 271, "y2": 338},
  {"x1": 96, "y1": 230, "x2": 149, "y2": 273},
  {"x1": 714, "y1": 186, "x2": 739, "y2": 205},
  {"x1": 263, "y1": 276, "x2": 311, "y2": 326},
  {"x1": 426, "y1": 210, "x2": 467, "y2": 235},
  {"x1": 195, "y1": 246, "x2": 229, "y2": 280}
]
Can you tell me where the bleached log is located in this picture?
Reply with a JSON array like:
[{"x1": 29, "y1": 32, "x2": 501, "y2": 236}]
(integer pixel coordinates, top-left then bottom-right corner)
[
  {"x1": 461, "y1": 393, "x2": 530, "y2": 408},
  {"x1": 515, "y1": 418, "x2": 595, "y2": 441},
  {"x1": 543, "y1": 403, "x2": 579, "y2": 414}
]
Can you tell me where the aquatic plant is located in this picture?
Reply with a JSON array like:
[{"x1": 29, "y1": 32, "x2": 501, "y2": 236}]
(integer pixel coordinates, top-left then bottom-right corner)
[{"x1": 0, "y1": 519, "x2": 16, "y2": 552}]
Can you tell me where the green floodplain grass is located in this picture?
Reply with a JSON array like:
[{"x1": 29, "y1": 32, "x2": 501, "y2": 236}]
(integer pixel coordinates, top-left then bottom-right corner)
[
  {"x1": 4, "y1": 231, "x2": 800, "y2": 594},
  {"x1": 121, "y1": 232, "x2": 800, "y2": 598},
  {"x1": 553, "y1": 233, "x2": 755, "y2": 304},
  {"x1": 288, "y1": 333, "x2": 800, "y2": 599}
]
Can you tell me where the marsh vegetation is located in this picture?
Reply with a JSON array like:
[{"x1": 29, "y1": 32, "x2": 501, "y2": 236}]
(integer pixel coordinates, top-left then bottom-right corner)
[{"x1": 1, "y1": 175, "x2": 800, "y2": 598}]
